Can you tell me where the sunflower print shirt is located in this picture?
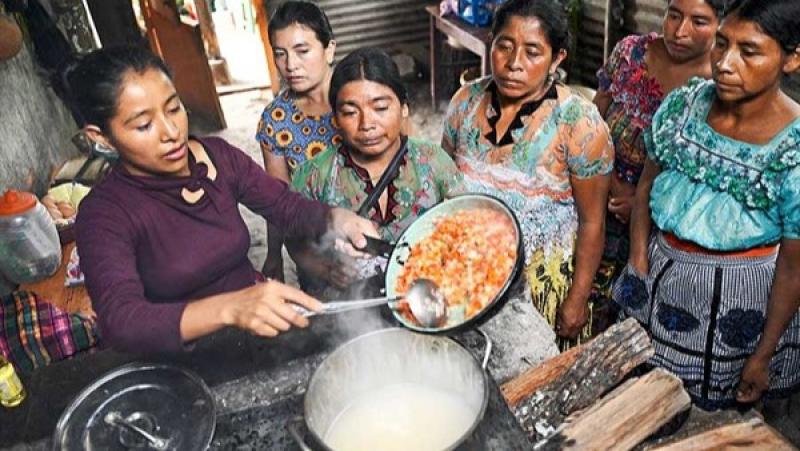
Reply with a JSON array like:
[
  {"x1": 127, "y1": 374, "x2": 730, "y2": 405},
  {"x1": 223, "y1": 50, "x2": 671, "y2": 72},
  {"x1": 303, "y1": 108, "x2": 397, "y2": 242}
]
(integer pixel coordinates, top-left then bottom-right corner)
[
  {"x1": 256, "y1": 89, "x2": 342, "y2": 173},
  {"x1": 443, "y1": 77, "x2": 614, "y2": 350}
]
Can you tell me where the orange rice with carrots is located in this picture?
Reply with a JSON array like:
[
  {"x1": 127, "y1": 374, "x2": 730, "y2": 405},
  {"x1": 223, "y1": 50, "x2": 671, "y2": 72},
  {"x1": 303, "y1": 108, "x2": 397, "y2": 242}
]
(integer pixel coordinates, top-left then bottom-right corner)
[{"x1": 396, "y1": 208, "x2": 517, "y2": 326}]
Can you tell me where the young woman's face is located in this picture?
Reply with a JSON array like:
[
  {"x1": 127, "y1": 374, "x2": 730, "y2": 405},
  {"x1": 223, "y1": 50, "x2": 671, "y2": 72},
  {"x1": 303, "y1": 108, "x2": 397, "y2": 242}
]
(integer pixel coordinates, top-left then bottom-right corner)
[
  {"x1": 662, "y1": 0, "x2": 718, "y2": 62},
  {"x1": 334, "y1": 80, "x2": 407, "y2": 160},
  {"x1": 90, "y1": 68, "x2": 190, "y2": 177},
  {"x1": 271, "y1": 24, "x2": 335, "y2": 94},
  {"x1": 490, "y1": 15, "x2": 566, "y2": 102},
  {"x1": 711, "y1": 15, "x2": 799, "y2": 103}
]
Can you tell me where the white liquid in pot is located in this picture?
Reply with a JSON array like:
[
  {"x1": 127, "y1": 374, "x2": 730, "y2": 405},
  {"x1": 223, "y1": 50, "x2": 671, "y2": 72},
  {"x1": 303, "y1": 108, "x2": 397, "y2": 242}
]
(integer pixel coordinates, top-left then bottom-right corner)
[{"x1": 323, "y1": 383, "x2": 476, "y2": 451}]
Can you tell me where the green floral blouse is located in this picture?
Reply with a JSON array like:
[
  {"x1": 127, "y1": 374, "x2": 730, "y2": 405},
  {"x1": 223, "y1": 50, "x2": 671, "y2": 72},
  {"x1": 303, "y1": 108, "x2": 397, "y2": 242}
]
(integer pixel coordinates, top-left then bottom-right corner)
[{"x1": 291, "y1": 137, "x2": 464, "y2": 242}]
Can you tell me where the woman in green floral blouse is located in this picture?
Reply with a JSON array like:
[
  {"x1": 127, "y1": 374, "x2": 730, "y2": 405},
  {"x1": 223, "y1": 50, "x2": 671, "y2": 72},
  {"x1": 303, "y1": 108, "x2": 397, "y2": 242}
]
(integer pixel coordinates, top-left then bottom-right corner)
[{"x1": 289, "y1": 48, "x2": 463, "y2": 299}]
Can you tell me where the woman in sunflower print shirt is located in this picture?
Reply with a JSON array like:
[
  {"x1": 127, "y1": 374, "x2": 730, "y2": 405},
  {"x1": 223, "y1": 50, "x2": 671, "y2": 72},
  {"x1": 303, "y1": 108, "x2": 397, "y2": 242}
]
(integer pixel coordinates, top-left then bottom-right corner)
[{"x1": 256, "y1": 2, "x2": 342, "y2": 280}]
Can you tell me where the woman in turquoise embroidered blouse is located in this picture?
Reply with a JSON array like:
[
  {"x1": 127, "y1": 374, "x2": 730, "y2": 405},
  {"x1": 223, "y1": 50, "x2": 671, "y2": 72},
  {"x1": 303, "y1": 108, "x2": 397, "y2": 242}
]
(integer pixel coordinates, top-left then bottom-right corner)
[
  {"x1": 290, "y1": 48, "x2": 463, "y2": 299},
  {"x1": 618, "y1": 0, "x2": 800, "y2": 409},
  {"x1": 646, "y1": 80, "x2": 800, "y2": 249}
]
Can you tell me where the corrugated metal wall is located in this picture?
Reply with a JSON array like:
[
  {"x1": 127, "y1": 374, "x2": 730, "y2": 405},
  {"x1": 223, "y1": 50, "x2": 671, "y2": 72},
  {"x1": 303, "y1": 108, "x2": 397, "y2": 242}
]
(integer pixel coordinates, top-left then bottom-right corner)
[
  {"x1": 313, "y1": 0, "x2": 433, "y2": 60},
  {"x1": 569, "y1": 0, "x2": 607, "y2": 86},
  {"x1": 570, "y1": 0, "x2": 667, "y2": 87},
  {"x1": 622, "y1": 0, "x2": 666, "y2": 35}
]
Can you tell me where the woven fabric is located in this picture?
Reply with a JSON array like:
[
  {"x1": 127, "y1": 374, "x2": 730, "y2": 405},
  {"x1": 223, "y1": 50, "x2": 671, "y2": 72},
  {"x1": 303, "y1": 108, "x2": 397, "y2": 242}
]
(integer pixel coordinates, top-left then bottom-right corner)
[{"x1": 0, "y1": 291, "x2": 98, "y2": 371}]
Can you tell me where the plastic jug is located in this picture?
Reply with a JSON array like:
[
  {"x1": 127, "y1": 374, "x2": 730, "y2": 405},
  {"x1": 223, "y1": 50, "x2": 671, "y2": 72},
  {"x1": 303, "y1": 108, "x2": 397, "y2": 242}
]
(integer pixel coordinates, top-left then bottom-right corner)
[{"x1": 0, "y1": 190, "x2": 61, "y2": 284}]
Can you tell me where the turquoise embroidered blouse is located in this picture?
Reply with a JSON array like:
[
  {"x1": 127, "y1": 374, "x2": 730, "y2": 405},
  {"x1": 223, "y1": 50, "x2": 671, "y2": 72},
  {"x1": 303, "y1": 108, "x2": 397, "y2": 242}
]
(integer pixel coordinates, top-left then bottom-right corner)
[{"x1": 645, "y1": 78, "x2": 800, "y2": 250}]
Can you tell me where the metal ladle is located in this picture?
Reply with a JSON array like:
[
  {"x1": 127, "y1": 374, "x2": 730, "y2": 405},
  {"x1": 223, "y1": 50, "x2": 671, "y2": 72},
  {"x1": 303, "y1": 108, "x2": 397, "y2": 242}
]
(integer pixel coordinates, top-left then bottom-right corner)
[{"x1": 297, "y1": 279, "x2": 447, "y2": 328}]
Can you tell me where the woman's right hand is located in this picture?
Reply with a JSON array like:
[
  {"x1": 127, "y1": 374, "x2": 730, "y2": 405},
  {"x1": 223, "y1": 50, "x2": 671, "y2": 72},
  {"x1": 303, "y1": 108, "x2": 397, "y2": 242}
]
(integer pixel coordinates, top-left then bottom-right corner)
[{"x1": 221, "y1": 280, "x2": 323, "y2": 337}]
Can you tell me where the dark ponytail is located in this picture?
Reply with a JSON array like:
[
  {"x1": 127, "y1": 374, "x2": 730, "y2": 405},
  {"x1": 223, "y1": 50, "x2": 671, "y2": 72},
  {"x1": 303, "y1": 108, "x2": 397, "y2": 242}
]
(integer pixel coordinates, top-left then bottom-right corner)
[{"x1": 52, "y1": 45, "x2": 172, "y2": 130}]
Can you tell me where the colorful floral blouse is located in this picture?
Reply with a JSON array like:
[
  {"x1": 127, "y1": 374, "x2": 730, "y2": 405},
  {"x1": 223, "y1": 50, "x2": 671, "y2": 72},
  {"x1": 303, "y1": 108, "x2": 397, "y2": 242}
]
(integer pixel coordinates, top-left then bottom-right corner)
[
  {"x1": 443, "y1": 77, "x2": 613, "y2": 349},
  {"x1": 646, "y1": 78, "x2": 800, "y2": 250},
  {"x1": 256, "y1": 89, "x2": 342, "y2": 173},
  {"x1": 443, "y1": 77, "x2": 614, "y2": 265},
  {"x1": 597, "y1": 33, "x2": 664, "y2": 185},
  {"x1": 292, "y1": 137, "x2": 464, "y2": 242}
]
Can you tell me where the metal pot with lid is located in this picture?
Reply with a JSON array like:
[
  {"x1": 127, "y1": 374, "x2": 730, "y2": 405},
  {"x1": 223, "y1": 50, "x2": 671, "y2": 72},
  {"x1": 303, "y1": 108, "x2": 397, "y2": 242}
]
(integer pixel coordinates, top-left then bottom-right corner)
[{"x1": 52, "y1": 363, "x2": 216, "y2": 451}]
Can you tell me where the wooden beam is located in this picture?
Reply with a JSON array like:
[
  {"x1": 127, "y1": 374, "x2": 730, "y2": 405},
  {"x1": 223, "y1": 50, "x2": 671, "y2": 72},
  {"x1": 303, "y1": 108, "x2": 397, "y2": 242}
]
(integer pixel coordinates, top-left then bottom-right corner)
[
  {"x1": 502, "y1": 318, "x2": 654, "y2": 441},
  {"x1": 646, "y1": 413, "x2": 795, "y2": 451},
  {"x1": 535, "y1": 369, "x2": 691, "y2": 450},
  {"x1": 252, "y1": 0, "x2": 280, "y2": 95},
  {"x1": 193, "y1": 0, "x2": 231, "y2": 85}
]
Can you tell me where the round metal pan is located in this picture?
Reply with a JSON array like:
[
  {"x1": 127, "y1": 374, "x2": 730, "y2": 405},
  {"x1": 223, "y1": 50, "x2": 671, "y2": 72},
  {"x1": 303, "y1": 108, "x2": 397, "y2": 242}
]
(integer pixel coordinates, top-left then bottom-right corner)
[{"x1": 379, "y1": 193, "x2": 524, "y2": 334}]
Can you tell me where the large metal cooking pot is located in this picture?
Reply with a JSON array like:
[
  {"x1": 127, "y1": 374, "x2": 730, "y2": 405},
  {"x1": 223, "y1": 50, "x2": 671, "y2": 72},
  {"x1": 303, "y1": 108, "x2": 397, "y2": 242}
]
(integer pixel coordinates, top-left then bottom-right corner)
[
  {"x1": 362, "y1": 193, "x2": 524, "y2": 334},
  {"x1": 289, "y1": 328, "x2": 491, "y2": 450}
]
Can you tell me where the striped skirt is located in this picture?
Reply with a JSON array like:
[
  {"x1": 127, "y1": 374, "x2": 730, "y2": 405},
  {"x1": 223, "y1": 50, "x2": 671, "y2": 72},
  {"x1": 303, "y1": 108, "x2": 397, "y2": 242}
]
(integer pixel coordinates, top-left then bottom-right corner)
[{"x1": 613, "y1": 233, "x2": 800, "y2": 409}]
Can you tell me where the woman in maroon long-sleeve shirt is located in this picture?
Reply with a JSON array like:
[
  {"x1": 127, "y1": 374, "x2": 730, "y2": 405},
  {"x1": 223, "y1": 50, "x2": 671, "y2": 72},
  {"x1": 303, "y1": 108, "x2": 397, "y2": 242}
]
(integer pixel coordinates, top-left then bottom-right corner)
[{"x1": 61, "y1": 46, "x2": 376, "y2": 354}]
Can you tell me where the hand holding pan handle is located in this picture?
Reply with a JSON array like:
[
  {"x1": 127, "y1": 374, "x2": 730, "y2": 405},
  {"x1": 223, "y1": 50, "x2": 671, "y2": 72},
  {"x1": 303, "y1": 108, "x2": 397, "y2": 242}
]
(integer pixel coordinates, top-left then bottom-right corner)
[{"x1": 355, "y1": 235, "x2": 395, "y2": 259}]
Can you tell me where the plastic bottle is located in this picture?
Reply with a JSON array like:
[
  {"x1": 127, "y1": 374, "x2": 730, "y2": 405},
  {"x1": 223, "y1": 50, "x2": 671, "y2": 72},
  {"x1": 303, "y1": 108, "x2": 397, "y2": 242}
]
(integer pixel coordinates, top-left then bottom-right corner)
[
  {"x1": 0, "y1": 354, "x2": 26, "y2": 408},
  {"x1": 0, "y1": 190, "x2": 61, "y2": 283}
]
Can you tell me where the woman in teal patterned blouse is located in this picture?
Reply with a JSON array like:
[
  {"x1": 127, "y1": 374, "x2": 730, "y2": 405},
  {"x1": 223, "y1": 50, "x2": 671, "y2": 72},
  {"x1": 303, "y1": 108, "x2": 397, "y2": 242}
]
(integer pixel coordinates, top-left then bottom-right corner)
[
  {"x1": 617, "y1": 0, "x2": 800, "y2": 409},
  {"x1": 290, "y1": 48, "x2": 463, "y2": 299}
]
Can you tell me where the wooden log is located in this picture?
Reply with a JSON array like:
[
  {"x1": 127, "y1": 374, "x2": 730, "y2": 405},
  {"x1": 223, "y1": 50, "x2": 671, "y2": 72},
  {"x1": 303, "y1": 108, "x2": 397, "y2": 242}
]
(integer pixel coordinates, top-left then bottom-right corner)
[
  {"x1": 501, "y1": 343, "x2": 581, "y2": 407},
  {"x1": 535, "y1": 369, "x2": 692, "y2": 451},
  {"x1": 645, "y1": 412, "x2": 795, "y2": 451},
  {"x1": 504, "y1": 318, "x2": 654, "y2": 441}
]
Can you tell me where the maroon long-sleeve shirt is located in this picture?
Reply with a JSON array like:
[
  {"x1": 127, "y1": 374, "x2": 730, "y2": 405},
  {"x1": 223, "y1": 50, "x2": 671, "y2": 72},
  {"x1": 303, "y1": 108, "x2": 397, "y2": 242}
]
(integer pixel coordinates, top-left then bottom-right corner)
[{"x1": 76, "y1": 137, "x2": 329, "y2": 353}]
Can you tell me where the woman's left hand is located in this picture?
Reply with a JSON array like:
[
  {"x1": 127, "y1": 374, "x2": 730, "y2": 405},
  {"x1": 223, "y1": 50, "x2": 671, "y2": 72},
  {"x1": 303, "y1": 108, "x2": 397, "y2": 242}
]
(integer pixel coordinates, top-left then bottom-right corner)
[
  {"x1": 556, "y1": 295, "x2": 589, "y2": 339},
  {"x1": 608, "y1": 195, "x2": 634, "y2": 224},
  {"x1": 329, "y1": 207, "x2": 380, "y2": 257},
  {"x1": 736, "y1": 353, "x2": 771, "y2": 403}
]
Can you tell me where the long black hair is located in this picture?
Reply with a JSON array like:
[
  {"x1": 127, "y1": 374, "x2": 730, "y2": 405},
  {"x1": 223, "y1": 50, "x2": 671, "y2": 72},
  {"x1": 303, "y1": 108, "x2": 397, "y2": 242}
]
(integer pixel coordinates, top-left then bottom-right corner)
[
  {"x1": 491, "y1": 0, "x2": 570, "y2": 55},
  {"x1": 52, "y1": 46, "x2": 172, "y2": 131},
  {"x1": 725, "y1": 0, "x2": 800, "y2": 53},
  {"x1": 328, "y1": 47, "x2": 408, "y2": 111},
  {"x1": 268, "y1": 1, "x2": 334, "y2": 47},
  {"x1": 700, "y1": 0, "x2": 730, "y2": 18}
]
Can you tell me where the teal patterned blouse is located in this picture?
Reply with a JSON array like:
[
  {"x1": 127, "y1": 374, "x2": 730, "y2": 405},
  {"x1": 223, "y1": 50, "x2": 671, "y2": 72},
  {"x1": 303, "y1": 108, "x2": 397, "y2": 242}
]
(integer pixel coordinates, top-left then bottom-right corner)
[
  {"x1": 646, "y1": 78, "x2": 800, "y2": 250},
  {"x1": 291, "y1": 137, "x2": 464, "y2": 242}
]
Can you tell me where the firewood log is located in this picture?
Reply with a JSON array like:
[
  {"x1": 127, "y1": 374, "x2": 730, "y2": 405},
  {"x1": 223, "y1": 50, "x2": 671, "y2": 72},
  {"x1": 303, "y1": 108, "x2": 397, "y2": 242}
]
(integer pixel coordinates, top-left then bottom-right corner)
[
  {"x1": 535, "y1": 369, "x2": 691, "y2": 451},
  {"x1": 503, "y1": 318, "x2": 654, "y2": 441}
]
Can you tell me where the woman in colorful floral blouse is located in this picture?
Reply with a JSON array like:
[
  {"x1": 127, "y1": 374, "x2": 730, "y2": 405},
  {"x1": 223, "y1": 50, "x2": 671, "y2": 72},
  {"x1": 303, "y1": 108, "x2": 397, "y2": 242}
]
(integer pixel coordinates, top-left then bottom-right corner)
[
  {"x1": 442, "y1": 0, "x2": 613, "y2": 350},
  {"x1": 590, "y1": 0, "x2": 726, "y2": 325},
  {"x1": 256, "y1": 1, "x2": 341, "y2": 280},
  {"x1": 291, "y1": 48, "x2": 463, "y2": 299},
  {"x1": 617, "y1": 0, "x2": 800, "y2": 408}
]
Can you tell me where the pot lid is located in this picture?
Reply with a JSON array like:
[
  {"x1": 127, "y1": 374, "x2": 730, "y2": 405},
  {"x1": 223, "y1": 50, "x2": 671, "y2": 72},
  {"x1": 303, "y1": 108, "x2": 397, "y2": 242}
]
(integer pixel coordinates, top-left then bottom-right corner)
[
  {"x1": 52, "y1": 363, "x2": 216, "y2": 451},
  {"x1": 0, "y1": 190, "x2": 36, "y2": 216}
]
